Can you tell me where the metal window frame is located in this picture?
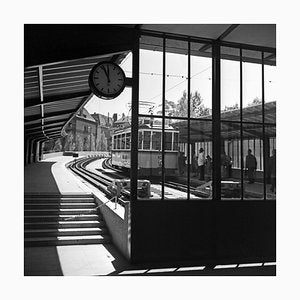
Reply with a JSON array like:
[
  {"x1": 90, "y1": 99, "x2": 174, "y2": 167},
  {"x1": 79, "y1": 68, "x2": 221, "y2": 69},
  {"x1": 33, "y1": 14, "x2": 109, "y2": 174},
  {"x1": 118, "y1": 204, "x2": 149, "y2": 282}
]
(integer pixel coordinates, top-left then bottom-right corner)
[{"x1": 134, "y1": 31, "x2": 275, "y2": 202}]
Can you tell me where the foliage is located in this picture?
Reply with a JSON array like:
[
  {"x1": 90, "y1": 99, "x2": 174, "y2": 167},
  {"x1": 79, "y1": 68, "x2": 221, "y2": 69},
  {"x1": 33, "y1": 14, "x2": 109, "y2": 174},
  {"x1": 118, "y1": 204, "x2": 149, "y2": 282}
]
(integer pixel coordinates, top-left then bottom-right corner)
[
  {"x1": 53, "y1": 139, "x2": 62, "y2": 152},
  {"x1": 166, "y1": 90, "x2": 210, "y2": 117},
  {"x1": 248, "y1": 97, "x2": 262, "y2": 107}
]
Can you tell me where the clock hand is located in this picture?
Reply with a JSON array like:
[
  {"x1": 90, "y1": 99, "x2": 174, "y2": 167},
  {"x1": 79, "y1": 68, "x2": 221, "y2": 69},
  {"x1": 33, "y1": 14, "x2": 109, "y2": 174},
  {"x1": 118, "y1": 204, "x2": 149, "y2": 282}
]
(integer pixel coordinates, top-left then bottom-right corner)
[
  {"x1": 101, "y1": 66, "x2": 110, "y2": 83},
  {"x1": 106, "y1": 65, "x2": 110, "y2": 83}
]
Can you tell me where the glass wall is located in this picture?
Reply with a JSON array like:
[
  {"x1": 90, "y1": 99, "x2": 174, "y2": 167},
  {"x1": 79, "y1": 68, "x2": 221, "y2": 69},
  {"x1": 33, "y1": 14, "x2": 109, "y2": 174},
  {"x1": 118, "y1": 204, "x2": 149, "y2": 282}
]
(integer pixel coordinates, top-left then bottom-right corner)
[
  {"x1": 220, "y1": 47, "x2": 276, "y2": 200},
  {"x1": 138, "y1": 35, "x2": 276, "y2": 201}
]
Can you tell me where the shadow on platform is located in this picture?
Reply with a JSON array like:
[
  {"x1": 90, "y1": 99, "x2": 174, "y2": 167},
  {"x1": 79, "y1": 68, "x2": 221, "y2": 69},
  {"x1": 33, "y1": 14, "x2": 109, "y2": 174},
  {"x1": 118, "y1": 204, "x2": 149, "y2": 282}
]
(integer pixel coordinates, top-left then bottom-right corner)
[{"x1": 24, "y1": 162, "x2": 61, "y2": 194}]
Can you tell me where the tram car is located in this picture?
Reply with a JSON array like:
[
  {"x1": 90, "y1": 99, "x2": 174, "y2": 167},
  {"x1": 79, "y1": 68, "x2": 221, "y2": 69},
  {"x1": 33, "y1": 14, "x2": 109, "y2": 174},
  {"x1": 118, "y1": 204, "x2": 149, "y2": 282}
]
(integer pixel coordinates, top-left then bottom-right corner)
[{"x1": 111, "y1": 121, "x2": 179, "y2": 176}]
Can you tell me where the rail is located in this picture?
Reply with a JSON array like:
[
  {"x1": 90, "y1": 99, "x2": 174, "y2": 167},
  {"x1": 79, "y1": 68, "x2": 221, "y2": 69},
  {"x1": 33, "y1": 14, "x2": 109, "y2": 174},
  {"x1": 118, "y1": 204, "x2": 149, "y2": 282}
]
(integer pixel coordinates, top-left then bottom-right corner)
[{"x1": 67, "y1": 156, "x2": 130, "y2": 207}]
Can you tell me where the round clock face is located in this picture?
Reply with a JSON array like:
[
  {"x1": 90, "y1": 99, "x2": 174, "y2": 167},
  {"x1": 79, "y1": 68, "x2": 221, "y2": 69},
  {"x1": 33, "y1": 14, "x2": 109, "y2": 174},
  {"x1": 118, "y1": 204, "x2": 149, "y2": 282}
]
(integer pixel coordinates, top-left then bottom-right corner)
[{"x1": 89, "y1": 61, "x2": 126, "y2": 100}]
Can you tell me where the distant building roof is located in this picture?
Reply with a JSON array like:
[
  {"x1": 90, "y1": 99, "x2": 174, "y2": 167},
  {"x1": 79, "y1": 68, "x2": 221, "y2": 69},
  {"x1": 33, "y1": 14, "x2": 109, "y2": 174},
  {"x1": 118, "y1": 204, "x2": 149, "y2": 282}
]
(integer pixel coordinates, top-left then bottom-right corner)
[
  {"x1": 114, "y1": 115, "x2": 131, "y2": 125},
  {"x1": 76, "y1": 108, "x2": 96, "y2": 123},
  {"x1": 91, "y1": 113, "x2": 113, "y2": 126}
]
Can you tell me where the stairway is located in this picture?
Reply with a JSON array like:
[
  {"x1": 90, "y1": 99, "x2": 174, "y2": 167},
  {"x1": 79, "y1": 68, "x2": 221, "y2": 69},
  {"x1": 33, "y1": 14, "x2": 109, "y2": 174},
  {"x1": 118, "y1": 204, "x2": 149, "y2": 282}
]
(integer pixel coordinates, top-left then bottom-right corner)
[{"x1": 24, "y1": 194, "x2": 111, "y2": 247}]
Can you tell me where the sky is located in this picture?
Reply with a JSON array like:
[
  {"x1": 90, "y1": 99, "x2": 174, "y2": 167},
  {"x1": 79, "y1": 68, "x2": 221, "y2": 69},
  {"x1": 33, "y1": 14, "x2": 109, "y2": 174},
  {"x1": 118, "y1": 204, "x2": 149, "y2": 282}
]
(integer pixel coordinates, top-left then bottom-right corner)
[{"x1": 85, "y1": 46, "x2": 276, "y2": 118}]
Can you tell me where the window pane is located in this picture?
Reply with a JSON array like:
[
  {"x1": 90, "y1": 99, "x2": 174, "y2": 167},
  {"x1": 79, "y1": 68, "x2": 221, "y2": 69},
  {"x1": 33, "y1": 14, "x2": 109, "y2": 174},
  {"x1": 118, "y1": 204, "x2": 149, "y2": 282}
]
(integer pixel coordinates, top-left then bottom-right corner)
[
  {"x1": 121, "y1": 134, "x2": 125, "y2": 149},
  {"x1": 165, "y1": 39, "x2": 188, "y2": 117},
  {"x1": 139, "y1": 37, "x2": 163, "y2": 116},
  {"x1": 243, "y1": 124, "x2": 264, "y2": 200},
  {"x1": 143, "y1": 131, "x2": 151, "y2": 150},
  {"x1": 164, "y1": 132, "x2": 172, "y2": 150},
  {"x1": 164, "y1": 118, "x2": 187, "y2": 200},
  {"x1": 221, "y1": 47, "x2": 240, "y2": 121},
  {"x1": 266, "y1": 124, "x2": 276, "y2": 200},
  {"x1": 189, "y1": 120, "x2": 212, "y2": 200},
  {"x1": 138, "y1": 117, "x2": 162, "y2": 200},
  {"x1": 242, "y1": 50, "x2": 262, "y2": 122},
  {"x1": 125, "y1": 133, "x2": 131, "y2": 149},
  {"x1": 113, "y1": 136, "x2": 116, "y2": 150},
  {"x1": 152, "y1": 131, "x2": 161, "y2": 150},
  {"x1": 138, "y1": 131, "x2": 143, "y2": 149},
  {"x1": 173, "y1": 132, "x2": 179, "y2": 151},
  {"x1": 190, "y1": 42, "x2": 212, "y2": 119}
]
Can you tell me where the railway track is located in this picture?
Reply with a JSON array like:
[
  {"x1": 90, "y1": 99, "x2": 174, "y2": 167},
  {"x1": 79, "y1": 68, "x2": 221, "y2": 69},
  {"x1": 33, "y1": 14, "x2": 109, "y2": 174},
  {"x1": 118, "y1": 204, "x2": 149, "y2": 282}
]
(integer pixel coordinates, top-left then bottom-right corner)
[
  {"x1": 68, "y1": 156, "x2": 112, "y2": 195},
  {"x1": 69, "y1": 156, "x2": 211, "y2": 200},
  {"x1": 103, "y1": 158, "x2": 210, "y2": 198},
  {"x1": 68, "y1": 156, "x2": 131, "y2": 206}
]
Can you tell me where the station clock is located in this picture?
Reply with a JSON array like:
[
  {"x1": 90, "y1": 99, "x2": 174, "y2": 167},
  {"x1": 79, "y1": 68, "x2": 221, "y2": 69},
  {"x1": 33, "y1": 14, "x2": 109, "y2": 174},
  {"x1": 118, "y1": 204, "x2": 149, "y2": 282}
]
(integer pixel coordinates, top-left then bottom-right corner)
[{"x1": 88, "y1": 61, "x2": 126, "y2": 100}]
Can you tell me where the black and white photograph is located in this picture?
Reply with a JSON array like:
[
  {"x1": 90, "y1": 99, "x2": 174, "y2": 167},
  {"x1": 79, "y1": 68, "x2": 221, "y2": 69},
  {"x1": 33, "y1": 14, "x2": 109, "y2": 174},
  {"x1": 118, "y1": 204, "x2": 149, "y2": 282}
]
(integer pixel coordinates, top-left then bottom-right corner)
[
  {"x1": 23, "y1": 23, "x2": 276, "y2": 276},
  {"x1": 2, "y1": 0, "x2": 300, "y2": 298}
]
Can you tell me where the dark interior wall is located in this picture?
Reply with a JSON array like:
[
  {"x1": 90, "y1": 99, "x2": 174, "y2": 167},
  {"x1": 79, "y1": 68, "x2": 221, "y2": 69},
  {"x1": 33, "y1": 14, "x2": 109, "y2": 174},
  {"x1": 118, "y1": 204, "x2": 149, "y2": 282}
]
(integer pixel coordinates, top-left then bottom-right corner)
[
  {"x1": 131, "y1": 201, "x2": 275, "y2": 264},
  {"x1": 24, "y1": 24, "x2": 135, "y2": 67}
]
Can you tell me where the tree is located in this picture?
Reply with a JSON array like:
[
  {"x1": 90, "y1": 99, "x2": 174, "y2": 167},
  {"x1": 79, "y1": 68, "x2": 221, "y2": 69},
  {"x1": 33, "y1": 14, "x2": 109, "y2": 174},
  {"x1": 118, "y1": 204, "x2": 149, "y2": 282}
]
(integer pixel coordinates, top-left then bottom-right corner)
[
  {"x1": 63, "y1": 132, "x2": 74, "y2": 151},
  {"x1": 190, "y1": 91, "x2": 210, "y2": 117},
  {"x1": 170, "y1": 90, "x2": 210, "y2": 117},
  {"x1": 76, "y1": 133, "x2": 84, "y2": 151},
  {"x1": 248, "y1": 97, "x2": 262, "y2": 107},
  {"x1": 53, "y1": 139, "x2": 62, "y2": 152}
]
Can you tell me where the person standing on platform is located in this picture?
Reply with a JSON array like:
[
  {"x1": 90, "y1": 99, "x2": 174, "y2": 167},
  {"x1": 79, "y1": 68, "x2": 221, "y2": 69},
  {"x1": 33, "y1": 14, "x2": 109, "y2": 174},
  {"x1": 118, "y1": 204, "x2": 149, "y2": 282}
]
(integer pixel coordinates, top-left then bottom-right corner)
[
  {"x1": 198, "y1": 148, "x2": 205, "y2": 181},
  {"x1": 205, "y1": 155, "x2": 212, "y2": 181},
  {"x1": 192, "y1": 152, "x2": 198, "y2": 177},
  {"x1": 245, "y1": 149, "x2": 257, "y2": 184},
  {"x1": 269, "y1": 149, "x2": 276, "y2": 193},
  {"x1": 178, "y1": 151, "x2": 185, "y2": 175}
]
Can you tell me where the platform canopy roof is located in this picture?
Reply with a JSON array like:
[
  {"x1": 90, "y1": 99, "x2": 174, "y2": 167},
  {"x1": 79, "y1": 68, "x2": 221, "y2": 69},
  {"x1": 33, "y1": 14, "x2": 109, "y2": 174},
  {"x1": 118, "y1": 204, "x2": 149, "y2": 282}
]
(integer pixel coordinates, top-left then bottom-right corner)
[
  {"x1": 24, "y1": 24, "x2": 276, "y2": 143},
  {"x1": 172, "y1": 101, "x2": 276, "y2": 142}
]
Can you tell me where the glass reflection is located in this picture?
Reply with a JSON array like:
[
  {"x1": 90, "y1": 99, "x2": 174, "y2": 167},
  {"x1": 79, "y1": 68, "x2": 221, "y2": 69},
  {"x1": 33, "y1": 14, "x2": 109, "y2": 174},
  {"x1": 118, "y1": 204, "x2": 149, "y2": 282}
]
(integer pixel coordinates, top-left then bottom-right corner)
[
  {"x1": 137, "y1": 117, "x2": 163, "y2": 200},
  {"x1": 242, "y1": 50, "x2": 262, "y2": 122},
  {"x1": 221, "y1": 122, "x2": 242, "y2": 200},
  {"x1": 266, "y1": 125, "x2": 276, "y2": 200},
  {"x1": 221, "y1": 47, "x2": 240, "y2": 121},
  {"x1": 242, "y1": 124, "x2": 264, "y2": 199},
  {"x1": 189, "y1": 120, "x2": 213, "y2": 200},
  {"x1": 163, "y1": 118, "x2": 188, "y2": 200}
]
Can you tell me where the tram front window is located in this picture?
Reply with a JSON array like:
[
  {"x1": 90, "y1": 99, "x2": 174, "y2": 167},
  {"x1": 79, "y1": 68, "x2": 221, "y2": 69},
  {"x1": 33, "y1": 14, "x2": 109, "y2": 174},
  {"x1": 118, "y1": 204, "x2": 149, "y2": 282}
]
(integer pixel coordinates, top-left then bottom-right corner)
[
  {"x1": 125, "y1": 133, "x2": 131, "y2": 149},
  {"x1": 138, "y1": 132, "x2": 143, "y2": 149},
  {"x1": 143, "y1": 131, "x2": 151, "y2": 150},
  {"x1": 164, "y1": 132, "x2": 172, "y2": 150},
  {"x1": 152, "y1": 132, "x2": 161, "y2": 150},
  {"x1": 113, "y1": 136, "x2": 117, "y2": 150},
  {"x1": 173, "y1": 132, "x2": 179, "y2": 151}
]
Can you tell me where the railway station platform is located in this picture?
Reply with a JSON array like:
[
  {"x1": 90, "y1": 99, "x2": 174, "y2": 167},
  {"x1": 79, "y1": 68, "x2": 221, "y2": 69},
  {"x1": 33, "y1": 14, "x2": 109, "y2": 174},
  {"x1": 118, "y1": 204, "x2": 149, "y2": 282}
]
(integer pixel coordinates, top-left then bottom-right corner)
[{"x1": 24, "y1": 155, "x2": 275, "y2": 275}]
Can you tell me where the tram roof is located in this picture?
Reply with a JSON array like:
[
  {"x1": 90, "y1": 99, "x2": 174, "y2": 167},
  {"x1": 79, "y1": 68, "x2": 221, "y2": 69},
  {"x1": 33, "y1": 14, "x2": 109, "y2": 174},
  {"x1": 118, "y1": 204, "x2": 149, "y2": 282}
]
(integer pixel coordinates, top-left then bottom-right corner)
[{"x1": 24, "y1": 24, "x2": 275, "y2": 143}]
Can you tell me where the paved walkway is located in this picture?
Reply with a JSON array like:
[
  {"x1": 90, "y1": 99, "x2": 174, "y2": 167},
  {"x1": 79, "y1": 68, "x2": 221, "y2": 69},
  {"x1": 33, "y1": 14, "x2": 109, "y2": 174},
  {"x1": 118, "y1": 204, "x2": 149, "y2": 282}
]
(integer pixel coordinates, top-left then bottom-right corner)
[{"x1": 24, "y1": 156, "x2": 90, "y2": 195}]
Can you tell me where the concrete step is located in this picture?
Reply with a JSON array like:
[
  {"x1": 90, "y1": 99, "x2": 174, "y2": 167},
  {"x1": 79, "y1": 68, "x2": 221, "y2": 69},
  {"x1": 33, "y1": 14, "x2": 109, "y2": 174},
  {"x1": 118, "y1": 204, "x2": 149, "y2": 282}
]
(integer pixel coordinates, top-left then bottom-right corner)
[
  {"x1": 24, "y1": 235, "x2": 111, "y2": 247},
  {"x1": 24, "y1": 227, "x2": 108, "y2": 237},
  {"x1": 24, "y1": 194, "x2": 93, "y2": 199},
  {"x1": 24, "y1": 214, "x2": 100, "y2": 222},
  {"x1": 24, "y1": 203, "x2": 97, "y2": 209},
  {"x1": 24, "y1": 197, "x2": 95, "y2": 203},
  {"x1": 25, "y1": 220, "x2": 106, "y2": 229},
  {"x1": 24, "y1": 208, "x2": 97, "y2": 216}
]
